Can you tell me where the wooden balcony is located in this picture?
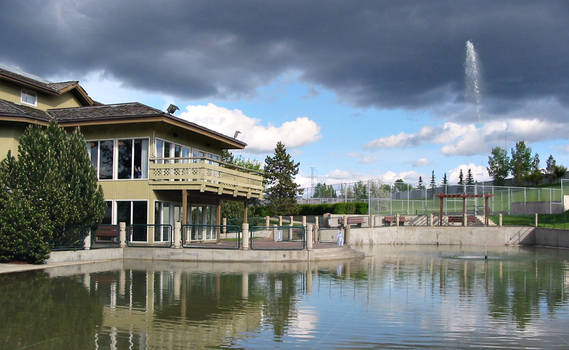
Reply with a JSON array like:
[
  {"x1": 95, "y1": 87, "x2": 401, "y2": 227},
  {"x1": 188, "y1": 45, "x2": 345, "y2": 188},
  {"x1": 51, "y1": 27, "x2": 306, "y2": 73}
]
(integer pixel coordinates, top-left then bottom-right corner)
[{"x1": 149, "y1": 157, "x2": 263, "y2": 199}]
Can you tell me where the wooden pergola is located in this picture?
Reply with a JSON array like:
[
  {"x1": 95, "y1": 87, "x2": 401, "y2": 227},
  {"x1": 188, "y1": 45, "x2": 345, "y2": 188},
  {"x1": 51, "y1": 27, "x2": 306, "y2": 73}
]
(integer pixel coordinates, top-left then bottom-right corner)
[{"x1": 435, "y1": 192, "x2": 494, "y2": 226}]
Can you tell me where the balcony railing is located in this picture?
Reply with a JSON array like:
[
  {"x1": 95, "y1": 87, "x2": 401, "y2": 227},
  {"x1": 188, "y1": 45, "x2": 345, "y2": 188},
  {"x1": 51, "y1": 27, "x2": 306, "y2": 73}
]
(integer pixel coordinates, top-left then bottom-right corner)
[{"x1": 149, "y1": 157, "x2": 264, "y2": 198}]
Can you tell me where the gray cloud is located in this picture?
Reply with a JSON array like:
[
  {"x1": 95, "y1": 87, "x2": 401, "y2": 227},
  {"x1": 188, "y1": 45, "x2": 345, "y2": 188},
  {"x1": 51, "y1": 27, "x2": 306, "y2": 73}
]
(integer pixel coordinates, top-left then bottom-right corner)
[{"x1": 1, "y1": 0, "x2": 569, "y2": 110}]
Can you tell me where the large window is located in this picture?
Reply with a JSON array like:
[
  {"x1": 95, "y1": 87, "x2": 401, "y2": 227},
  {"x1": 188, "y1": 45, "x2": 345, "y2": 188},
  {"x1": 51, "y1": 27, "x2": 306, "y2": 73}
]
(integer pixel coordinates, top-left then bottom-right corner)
[
  {"x1": 117, "y1": 200, "x2": 148, "y2": 242},
  {"x1": 87, "y1": 140, "x2": 114, "y2": 180},
  {"x1": 21, "y1": 89, "x2": 37, "y2": 106},
  {"x1": 87, "y1": 138, "x2": 148, "y2": 180},
  {"x1": 118, "y1": 138, "x2": 148, "y2": 179}
]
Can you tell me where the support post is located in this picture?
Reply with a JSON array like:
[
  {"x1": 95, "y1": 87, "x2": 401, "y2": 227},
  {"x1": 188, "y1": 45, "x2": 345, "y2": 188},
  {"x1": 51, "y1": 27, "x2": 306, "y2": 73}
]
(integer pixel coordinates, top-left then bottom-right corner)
[
  {"x1": 484, "y1": 195, "x2": 489, "y2": 226},
  {"x1": 289, "y1": 216, "x2": 294, "y2": 241},
  {"x1": 119, "y1": 222, "x2": 127, "y2": 248},
  {"x1": 173, "y1": 222, "x2": 181, "y2": 248},
  {"x1": 396, "y1": 214, "x2": 400, "y2": 227},
  {"x1": 439, "y1": 195, "x2": 443, "y2": 226},
  {"x1": 370, "y1": 215, "x2": 375, "y2": 228},
  {"x1": 462, "y1": 196, "x2": 467, "y2": 227},
  {"x1": 302, "y1": 216, "x2": 307, "y2": 227},
  {"x1": 345, "y1": 224, "x2": 351, "y2": 246},
  {"x1": 430, "y1": 213, "x2": 434, "y2": 227},
  {"x1": 535, "y1": 213, "x2": 538, "y2": 228},
  {"x1": 216, "y1": 200, "x2": 221, "y2": 243},
  {"x1": 279, "y1": 216, "x2": 283, "y2": 226},
  {"x1": 265, "y1": 216, "x2": 270, "y2": 229},
  {"x1": 243, "y1": 199, "x2": 248, "y2": 224},
  {"x1": 306, "y1": 224, "x2": 313, "y2": 251},
  {"x1": 499, "y1": 213, "x2": 503, "y2": 227},
  {"x1": 242, "y1": 222, "x2": 249, "y2": 250},
  {"x1": 222, "y1": 217, "x2": 227, "y2": 234},
  {"x1": 182, "y1": 189, "x2": 187, "y2": 225}
]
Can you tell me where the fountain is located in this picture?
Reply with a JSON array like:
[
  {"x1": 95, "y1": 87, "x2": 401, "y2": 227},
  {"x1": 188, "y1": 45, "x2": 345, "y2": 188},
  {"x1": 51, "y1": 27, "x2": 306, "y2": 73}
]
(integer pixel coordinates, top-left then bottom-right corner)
[{"x1": 465, "y1": 40, "x2": 481, "y2": 121}]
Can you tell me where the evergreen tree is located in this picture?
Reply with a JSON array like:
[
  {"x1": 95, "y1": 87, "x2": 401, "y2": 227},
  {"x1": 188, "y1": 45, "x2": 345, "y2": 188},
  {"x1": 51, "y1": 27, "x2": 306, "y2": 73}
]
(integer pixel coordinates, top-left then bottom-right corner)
[
  {"x1": 546, "y1": 155, "x2": 556, "y2": 175},
  {"x1": 466, "y1": 168, "x2": 474, "y2": 185},
  {"x1": 429, "y1": 170, "x2": 436, "y2": 190},
  {"x1": 510, "y1": 141, "x2": 532, "y2": 185},
  {"x1": 487, "y1": 146, "x2": 510, "y2": 186},
  {"x1": 442, "y1": 173, "x2": 448, "y2": 186},
  {"x1": 526, "y1": 153, "x2": 543, "y2": 185},
  {"x1": 393, "y1": 179, "x2": 411, "y2": 192},
  {"x1": 264, "y1": 142, "x2": 302, "y2": 215},
  {"x1": 312, "y1": 183, "x2": 337, "y2": 198},
  {"x1": 417, "y1": 176, "x2": 425, "y2": 190},
  {"x1": 0, "y1": 120, "x2": 105, "y2": 262},
  {"x1": 458, "y1": 169, "x2": 464, "y2": 185}
]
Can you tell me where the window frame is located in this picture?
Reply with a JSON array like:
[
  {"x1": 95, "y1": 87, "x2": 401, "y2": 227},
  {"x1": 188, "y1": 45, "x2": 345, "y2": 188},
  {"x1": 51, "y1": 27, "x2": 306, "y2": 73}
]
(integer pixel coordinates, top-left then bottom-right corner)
[{"x1": 20, "y1": 89, "x2": 37, "y2": 106}]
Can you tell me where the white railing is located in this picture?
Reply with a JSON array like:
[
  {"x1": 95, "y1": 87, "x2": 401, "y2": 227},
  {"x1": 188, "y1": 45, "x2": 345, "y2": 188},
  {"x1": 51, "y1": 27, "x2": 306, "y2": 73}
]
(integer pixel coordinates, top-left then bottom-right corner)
[{"x1": 149, "y1": 157, "x2": 263, "y2": 197}]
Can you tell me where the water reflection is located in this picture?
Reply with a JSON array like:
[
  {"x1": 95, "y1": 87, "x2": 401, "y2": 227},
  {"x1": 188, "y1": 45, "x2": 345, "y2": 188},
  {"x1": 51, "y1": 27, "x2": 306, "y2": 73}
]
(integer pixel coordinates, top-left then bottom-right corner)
[{"x1": 1, "y1": 247, "x2": 569, "y2": 349}]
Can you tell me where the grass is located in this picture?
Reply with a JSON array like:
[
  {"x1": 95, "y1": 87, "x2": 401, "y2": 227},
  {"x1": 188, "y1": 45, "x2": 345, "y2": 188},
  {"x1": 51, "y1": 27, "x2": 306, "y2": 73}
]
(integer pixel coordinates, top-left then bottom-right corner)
[{"x1": 490, "y1": 212, "x2": 569, "y2": 229}]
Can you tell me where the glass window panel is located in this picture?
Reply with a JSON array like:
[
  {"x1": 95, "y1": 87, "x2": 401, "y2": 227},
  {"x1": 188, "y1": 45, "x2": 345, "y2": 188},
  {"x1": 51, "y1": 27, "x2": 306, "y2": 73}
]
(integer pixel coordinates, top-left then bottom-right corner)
[
  {"x1": 133, "y1": 139, "x2": 148, "y2": 179},
  {"x1": 99, "y1": 140, "x2": 114, "y2": 179},
  {"x1": 181, "y1": 147, "x2": 190, "y2": 163},
  {"x1": 87, "y1": 141, "x2": 98, "y2": 171},
  {"x1": 174, "y1": 145, "x2": 181, "y2": 163},
  {"x1": 155, "y1": 139, "x2": 164, "y2": 164},
  {"x1": 118, "y1": 139, "x2": 132, "y2": 179},
  {"x1": 117, "y1": 201, "x2": 131, "y2": 225},
  {"x1": 132, "y1": 201, "x2": 147, "y2": 241},
  {"x1": 102, "y1": 201, "x2": 112, "y2": 225},
  {"x1": 164, "y1": 142, "x2": 172, "y2": 158}
]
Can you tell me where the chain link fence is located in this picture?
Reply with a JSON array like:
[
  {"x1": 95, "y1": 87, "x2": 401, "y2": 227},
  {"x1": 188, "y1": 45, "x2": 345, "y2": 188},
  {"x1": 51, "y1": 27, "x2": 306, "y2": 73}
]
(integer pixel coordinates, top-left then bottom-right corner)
[{"x1": 301, "y1": 180, "x2": 568, "y2": 216}]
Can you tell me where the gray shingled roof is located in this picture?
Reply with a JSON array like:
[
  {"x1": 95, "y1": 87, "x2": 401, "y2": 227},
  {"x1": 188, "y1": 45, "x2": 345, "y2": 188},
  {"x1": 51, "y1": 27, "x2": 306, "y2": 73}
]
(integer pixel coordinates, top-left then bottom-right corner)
[
  {"x1": 48, "y1": 102, "x2": 163, "y2": 122},
  {"x1": 0, "y1": 66, "x2": 78, "y2": 95},
  {"x1": 0, "y1": 99, "x2": 50, "y2": 121}
]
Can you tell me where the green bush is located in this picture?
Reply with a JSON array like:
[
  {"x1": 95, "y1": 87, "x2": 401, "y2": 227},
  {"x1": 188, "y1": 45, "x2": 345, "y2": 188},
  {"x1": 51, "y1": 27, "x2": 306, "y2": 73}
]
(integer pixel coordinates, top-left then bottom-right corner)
[{"x1": 297, "y1": 202, "x2": 369, "y2": 215}]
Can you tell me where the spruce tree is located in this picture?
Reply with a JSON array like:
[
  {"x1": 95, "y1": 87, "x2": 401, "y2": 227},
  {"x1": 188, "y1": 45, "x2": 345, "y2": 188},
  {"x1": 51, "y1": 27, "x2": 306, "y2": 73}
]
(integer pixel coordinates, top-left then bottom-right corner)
[
  {"x1": 466, "y1": 168, "x2": 474, "y2": 185},
  {"x1": 264, "y1": 142, "x2": 302, "y2": 215},
  {"x1": 417, "y1": 176, "x2": 425, "y2": 190},
  {"x1": 458, "y1": 169, "x2": 464, "y2": 185},
  {"x1": 442, "y1": 173, "x2": 448, "y2": 186},
  {"x1": 546, "y1": 155, "x2": 556, "y2": 175},
  {"x1": 0, "y1": 119, "x2": 105, "y2": 262}
]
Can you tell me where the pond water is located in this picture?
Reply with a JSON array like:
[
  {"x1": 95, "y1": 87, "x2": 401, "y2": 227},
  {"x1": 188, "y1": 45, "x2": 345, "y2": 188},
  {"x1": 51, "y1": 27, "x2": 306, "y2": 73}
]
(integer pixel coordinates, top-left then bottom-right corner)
[{"x1": 2, "y1": 246, "x2": 569, "y2": 349}]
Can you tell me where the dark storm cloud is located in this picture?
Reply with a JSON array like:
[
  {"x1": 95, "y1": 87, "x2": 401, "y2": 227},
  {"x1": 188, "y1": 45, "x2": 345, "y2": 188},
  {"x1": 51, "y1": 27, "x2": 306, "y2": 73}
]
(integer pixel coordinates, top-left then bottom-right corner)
[{"x1": 1, "y1": 0, "x2": 568, "y2": 109}]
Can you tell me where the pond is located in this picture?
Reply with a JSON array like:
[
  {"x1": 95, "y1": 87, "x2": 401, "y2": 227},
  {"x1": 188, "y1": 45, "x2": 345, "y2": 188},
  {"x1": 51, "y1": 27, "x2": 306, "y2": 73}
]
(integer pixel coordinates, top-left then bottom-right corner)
[{"x1": 2, "y1": 246, "x2": 569, "y2": 349}]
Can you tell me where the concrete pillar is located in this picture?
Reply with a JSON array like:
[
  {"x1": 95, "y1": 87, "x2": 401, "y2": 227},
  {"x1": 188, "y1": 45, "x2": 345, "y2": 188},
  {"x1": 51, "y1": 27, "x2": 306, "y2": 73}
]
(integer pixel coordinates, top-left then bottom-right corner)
[
  {"x1": 119, "y1": 222, "x2": 127, "y2": 248},
  {"x1": 306, "y1": 224, "x2": 313, "y2": 250},
  {"x1": 345, "y1": 225, "x2": 351, "y2": 246},
  {"x1": 265, "y1": 216, "x2": 270, "y2": 229},
  {"x1": 343, "y1": 215, "x2": 347, "y2": 228},
  {"x1": 535, "y1": 213, "x2": 539, "y2": 227},
  {"x1": 302, "y1": 216, "x2": 307, "y2": 227},
  {"x1": 242, "y1": 223, "x2": 249, "y2": 250},
  {"x1": 396, "y1": 214, "x2": 400, "y2": 227},
  {"x1": 315, "y1": 216, "x2": 319, "y2": 229},
  {"x1": 84, "y1": 231, "x2": 91, "y2": 250},
  {"x1": 173, "y1": 222, "x2": 181, "y2": 248},
  {"x1": 279, "y1": 216, "x2": 283, "y2": 226},
  {"x1": 429, "y1": 213, "x2": 434, "y2": 227},
  {"x1": 241, "y1": 272, "x2": 249, "y2": 299},
  {"x1": 499, "y1": 213, "x2": 503, "y2": 227},
  {"x1": 289, "y1": 216, "x2": 294, "y2": 241},
  {"x1": 370, "y1": 215, "x2": 375, "y2": 228},
  {"x1": 222, "y1": 217, "x2": 227, "y2": 235}
]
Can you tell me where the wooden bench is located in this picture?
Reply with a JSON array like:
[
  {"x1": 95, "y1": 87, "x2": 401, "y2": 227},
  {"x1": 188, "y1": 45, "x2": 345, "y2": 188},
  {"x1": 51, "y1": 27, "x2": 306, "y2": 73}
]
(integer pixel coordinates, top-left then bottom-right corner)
[
  {"x1": 94, "y1": 225, "x2": 119, "y2": 241},
  {"x1": 338, "y1": 216, "x2": 365, "y2": 226},
  {"x1": 447, "y1": 216, "x2": 476, "y2": 224},
  {"x1": 383, "y1": 216, "x2": 405, "y2": 226}
]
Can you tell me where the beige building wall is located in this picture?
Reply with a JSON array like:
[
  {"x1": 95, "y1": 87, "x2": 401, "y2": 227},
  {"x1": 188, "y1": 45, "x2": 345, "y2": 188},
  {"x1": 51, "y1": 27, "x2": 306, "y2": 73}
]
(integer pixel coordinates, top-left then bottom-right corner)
[
  {"x1": 0, "y1": 80, "x2": 83, "y2": 110},
  {"x1": 0, "y1": 122, "x2": 27, "y2": 160}
]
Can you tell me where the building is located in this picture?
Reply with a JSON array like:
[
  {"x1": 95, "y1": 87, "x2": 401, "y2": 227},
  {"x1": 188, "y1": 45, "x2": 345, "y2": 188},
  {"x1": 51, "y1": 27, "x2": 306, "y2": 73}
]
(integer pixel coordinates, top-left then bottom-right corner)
[{"x1": 0, "y1": 64, "x2": 263, "y2": 245}]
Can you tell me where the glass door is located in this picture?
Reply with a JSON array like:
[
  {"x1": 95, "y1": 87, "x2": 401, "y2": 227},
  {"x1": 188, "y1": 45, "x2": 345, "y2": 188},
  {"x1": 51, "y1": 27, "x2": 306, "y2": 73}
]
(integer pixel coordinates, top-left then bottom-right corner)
[{"x1": 154, "y1": 202, "x2": 171, "y2": 242}]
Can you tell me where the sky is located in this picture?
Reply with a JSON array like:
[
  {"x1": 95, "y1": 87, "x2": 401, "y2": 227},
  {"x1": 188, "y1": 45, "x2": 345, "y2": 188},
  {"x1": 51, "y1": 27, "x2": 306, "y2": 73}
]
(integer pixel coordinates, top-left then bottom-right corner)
[{"x1": 2, "y1": 0, "x2": 569, "y2": 189}]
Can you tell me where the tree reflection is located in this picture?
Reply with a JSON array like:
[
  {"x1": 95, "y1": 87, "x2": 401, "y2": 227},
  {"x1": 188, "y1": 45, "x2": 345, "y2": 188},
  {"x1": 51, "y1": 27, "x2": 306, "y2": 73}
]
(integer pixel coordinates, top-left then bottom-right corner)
[{"x1": 0, "y1": 271, "x2": 103, "y2": 349}]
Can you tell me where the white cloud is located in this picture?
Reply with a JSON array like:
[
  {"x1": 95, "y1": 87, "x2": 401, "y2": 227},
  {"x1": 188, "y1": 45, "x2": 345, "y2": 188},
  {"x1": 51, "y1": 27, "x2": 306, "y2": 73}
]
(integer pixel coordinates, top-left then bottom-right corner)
[
  {"x1": 411, "y1": 157, "x2": 431, "y2": 167},
  {"x1": 366, "y1": 118, "x2": 569, "y2": 156},
  {"x1": 296, "y1": 168, "x2": 420, "y2": 188},
  {"x1": 447, "y1": 163, "x2": 490, "y2": 183},
  {"x1": 345, "y1": 152, "x2": 377, "y2": 164},
  {"x1": 179, "y1": 103, "x2": 321, "y2": 153}
]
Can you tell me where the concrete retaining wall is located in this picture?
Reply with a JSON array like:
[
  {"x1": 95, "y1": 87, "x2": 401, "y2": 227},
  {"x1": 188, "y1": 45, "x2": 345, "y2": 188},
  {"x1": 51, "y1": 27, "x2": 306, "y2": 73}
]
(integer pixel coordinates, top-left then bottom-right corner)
[
  {"x1": 534, "y1": 227, "x2": 569, "y2": 248},
  {"x1": 47, "y1": 248, "x2": 123, "y2": 264},
  {"x1": 347, "y1": 226, "x2": 536, "y2": 247}
]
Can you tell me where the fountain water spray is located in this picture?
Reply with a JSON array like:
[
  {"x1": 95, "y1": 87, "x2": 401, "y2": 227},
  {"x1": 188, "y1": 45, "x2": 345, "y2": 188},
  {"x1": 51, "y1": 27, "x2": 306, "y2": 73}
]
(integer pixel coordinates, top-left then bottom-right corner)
[{"x1": 465, "y1": 40, "x2": 481, "y2": 121}]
